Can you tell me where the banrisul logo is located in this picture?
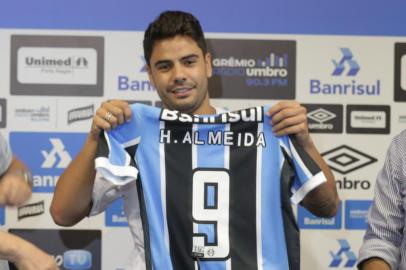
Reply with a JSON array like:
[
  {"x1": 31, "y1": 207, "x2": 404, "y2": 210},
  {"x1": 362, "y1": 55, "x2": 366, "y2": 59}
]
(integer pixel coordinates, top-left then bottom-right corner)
[
  {"x1": 310, "y1": 48, "x2": 381, "y2": 96},
  {"x1": 207, "y1": 39, "x2": 296, "y2": 99},
  {"x1": 9, "y1": 132, "x2": 86, "y2": 192},
  {"x1": 118, "y1": 56, "x2": 155, "y2": 91},
  {"x1": 297, "y1": 202, "x2": 342, "y2": 229},
  {"x1": 304, "y1": 104, "x2": 343, "y2": 133},
  {"x1": 332, "y1": 48, "x2": 360, "y2": 76},
  {"x1": 105, "y1": 198, "x2": 128, "y2": 227},
  {"x1": 329, "y1": 239, "x2": 357, "y2": 268},
  {"x1": 322, "y1": 145, "x2": 377, "y2": 191}
]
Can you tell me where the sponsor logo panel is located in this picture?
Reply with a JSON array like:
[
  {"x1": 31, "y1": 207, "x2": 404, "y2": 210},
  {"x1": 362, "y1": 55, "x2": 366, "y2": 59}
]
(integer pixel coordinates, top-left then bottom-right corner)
[
  {"x1": 0, "y1": 207, "x2": 4, "y2": 225},
  {"x1": 117, "y1": 56, "x2": 155, "y2": 92},
  {"x1": 207, "y1": 39, "x2": 296, "y2": 99},
  {"x1": 8, "y1": 229, "x2": 100, "y2": 270},
  {"x1": 68, "y1": 104, "x2": 94, "y2": 125},
  {"x1": 310, "y1": 47, "x2": 381, "y2": 96},
  {"x1": 105, "y1": 198, "x2": 128, "y2": 227},
  {"x1": 346, "y1": 105, "x2": 390, "y2": 134},
  {"x1": 345, "y1": 200, "x2": 372, "y2": 230},
  {"x1": 329, "y1": 239, "x2": 357, "y2": 268},
  {"x1": 303, "y1": 104, "x2": 343, "y2": 133},
  {"x1": 18, "y1": 201, "x2": 45, "y2": 221},
  {"x1": 395, "y1": 43, "x2": 406, "y2": 101},
  {"x1": 298, "y1": 202, "x2": 342, "y2": 229},
  {"x1": 9, "y1": 132, "x2": 87, "y2": 192},
  {"x1": 10, "y1": 35, "x2": 104, "y2": 96},
  {"x1": 322, "y1": 145, "x2": 377, "y2": 191},
  {"x1": 0, "y1": 99, "x2": 6, "y2": 128}
]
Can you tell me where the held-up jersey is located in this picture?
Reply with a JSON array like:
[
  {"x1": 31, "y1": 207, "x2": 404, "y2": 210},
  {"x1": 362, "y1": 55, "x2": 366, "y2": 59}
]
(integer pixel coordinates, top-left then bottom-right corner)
[{"x1": 95, "y1": 103, "x2": 326, "y2": 270}]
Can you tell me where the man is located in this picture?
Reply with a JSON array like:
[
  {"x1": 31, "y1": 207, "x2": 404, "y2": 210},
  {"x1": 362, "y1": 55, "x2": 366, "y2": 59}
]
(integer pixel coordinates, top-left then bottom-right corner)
[
  {"x1": 51, "y1": 10, "x2": 338, "y2": 269},
  {"x1": 358, "y1": 130, "x2": 406, "y2": 270},
  {"x1": 0, "y1": 133, "x2": 59, "y2": 270}
]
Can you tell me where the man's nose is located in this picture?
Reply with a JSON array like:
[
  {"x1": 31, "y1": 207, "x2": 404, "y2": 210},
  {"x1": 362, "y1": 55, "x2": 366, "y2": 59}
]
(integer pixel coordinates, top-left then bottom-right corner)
[{"x1": 172, "y1": 64, "x2": 187, "y2": 84}]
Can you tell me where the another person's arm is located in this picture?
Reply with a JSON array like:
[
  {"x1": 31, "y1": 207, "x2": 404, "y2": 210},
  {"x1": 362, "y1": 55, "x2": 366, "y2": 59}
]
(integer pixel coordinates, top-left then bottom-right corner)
[
  {"x1": 0, "y1": 157, "x2": 32, "y2": 206},
  {"x1": 50, "y1": 100, "x2": 132, "y2": 226},
  {"x1": 268, "y1": 101, "x2": 339, "y2": 217},
  {"x1": 357, "y1": 132, "x2": 406, "y2": 270},
  {"x1": 0, "y1": 231, "x2": 59, "y2": 270}
]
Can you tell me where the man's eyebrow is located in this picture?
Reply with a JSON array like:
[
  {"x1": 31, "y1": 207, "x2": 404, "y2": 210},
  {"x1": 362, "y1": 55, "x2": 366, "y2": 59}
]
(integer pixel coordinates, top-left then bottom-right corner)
[
  {"x1": 181, "y1": 54, "x2": 199, "y2": 61},
  {"x1": 153, "y1": 59, "x2": 171, "y2": 67}
]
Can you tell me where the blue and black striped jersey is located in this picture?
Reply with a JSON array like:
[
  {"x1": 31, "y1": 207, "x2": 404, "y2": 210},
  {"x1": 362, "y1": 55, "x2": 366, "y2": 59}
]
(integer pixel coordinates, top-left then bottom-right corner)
[{"x1": 96, "y1": 103, "x2": 326, "y2": 270}]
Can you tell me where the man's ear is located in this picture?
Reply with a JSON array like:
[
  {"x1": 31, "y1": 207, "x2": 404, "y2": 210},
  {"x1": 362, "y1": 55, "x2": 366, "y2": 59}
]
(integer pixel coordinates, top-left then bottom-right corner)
[{"x1": 205, "y1": 52, "x2": 213, "y2": 78}]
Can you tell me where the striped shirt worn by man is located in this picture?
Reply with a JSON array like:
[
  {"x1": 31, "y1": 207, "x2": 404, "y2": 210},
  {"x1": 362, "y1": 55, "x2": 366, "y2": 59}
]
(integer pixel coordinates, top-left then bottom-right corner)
[
  {"x1": 94, "y1": 103, "x2": 326, "y2": 270},
  {"x1": 358, "y1": 129, "x2": 406, "y2": 270}
]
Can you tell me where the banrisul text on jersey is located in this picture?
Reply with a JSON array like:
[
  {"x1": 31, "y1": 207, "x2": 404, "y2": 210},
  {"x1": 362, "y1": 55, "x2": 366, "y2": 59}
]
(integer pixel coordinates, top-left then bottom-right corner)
[{"x1": 95, "y1": 104, "x2": 326, "y2": 270}]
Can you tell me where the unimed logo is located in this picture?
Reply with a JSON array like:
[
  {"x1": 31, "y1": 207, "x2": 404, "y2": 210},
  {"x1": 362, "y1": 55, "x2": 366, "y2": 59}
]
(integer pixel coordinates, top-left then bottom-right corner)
[
  {"x1": 9, "y1": 132, "x2": 86, "y2": 192},
  {"x1": 346, "y1": 105, "x2": 390, "y2": 134},
  {"x1": 207, "y1": 39, "x2": 296, "y2": 99},
  {"x1": 10, "y1": 35, "x2": 104, "y2": 96}
]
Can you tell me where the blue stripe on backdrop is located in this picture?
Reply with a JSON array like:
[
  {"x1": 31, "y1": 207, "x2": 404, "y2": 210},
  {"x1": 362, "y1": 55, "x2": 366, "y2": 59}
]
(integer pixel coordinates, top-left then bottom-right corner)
[{"x1": 1, "y1": 0, "x2": 405, "y2": 36}]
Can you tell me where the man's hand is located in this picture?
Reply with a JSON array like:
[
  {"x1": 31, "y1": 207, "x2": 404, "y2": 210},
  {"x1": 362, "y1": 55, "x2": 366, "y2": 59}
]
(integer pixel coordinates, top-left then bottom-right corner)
[
  {"x1": 90, "y1": 100, "x2": 132, "y2": 140},
  {"x1": 13, "y1": 238, "x2": 59, "y2": 270},
  {"x1": 0, "y1": 170, "x2": 31, "y2": 206},
  {"x1": 267, "y1": 100, "x2": 311, "y2": 147}
]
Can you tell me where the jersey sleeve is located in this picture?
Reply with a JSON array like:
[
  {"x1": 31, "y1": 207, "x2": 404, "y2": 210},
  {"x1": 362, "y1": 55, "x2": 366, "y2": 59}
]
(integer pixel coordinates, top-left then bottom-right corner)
[
  {"x1": 95, "y1": 105, "x2": 142, "y2": 186},
  {"x1": 280, "y1": 135, "x2": 326, "y2": 204}
]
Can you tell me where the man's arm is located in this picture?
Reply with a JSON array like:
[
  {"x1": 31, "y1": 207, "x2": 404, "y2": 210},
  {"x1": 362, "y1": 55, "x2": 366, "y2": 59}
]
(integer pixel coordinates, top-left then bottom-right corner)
[
  {"x1": 0, "y1": 157, "x2": 32, "y2": 207},
  {"x1": 268, "y1": 101, "x2": 339, "y2": 217},
  {"x1": 0, "y1": 231, "x2": 59, "y2": 270},
  {"x1": 50, "y1": 100, "x2": 132, "y2": 226},
  {"x1": 359, "y1": 258, "x2": 391, "y2": 270}
]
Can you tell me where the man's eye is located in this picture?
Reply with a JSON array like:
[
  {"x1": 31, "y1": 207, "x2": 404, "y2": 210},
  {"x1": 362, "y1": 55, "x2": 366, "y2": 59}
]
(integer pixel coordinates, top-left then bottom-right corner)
[
  {"x1": 184, "y1": 60, "x2": 196, "y2": 66},
  {"x1": 157, "y1": 64, "x2": 170, "y2": 70}
]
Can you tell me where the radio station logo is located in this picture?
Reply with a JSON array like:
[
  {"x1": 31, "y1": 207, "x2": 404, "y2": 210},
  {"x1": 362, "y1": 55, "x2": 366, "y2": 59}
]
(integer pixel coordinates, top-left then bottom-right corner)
[
  {"x1": 207, "y1": 39, "x2": 296, "y2": 99},
  {"x1": 118, "y1": 56, "x2": 155, "y2": 92},
  {"x1": 310, "y1": 48, "x2": 381, "y2": 96},
  {"x1": 298, "y1": 202, "x2": 342, "y2": 229},
  {"x1": 346, "y1": 105, "x2": 390, "y2": 134},
  {"x1": 395, "y1": 43, "x2": 406, "y2": 101},
  {"x1": 345, "y1": 200, "x2": 371, "y2": 230},
  {"x1": 105, "y1": 198, "x2": 128, "y2": 227},
  {"x1": 0, "y1": 99, "x2": 6, "y2": 128},
  {"x1": 18, "y1": 201, "x2": 45, "y2": 220},
  {"x1": 10, "y1": 35, "x2": 104, "y2": 96},
  {"x1": 322, "y1": 145, "x2": 377, "y2": 190},
  {"x1": 304, "y1": 104, "x2": 343, "y2": 133},
  {"x1": 329, "y1": 239, "x2": 357, "y2": 268},
  {"x1": 8, "y1": 229, "x2": 100, "y2": 270},
  {"x1": 68, "y1": 104, "x2": 94, "y2": 125},
  {"x1": 10, "y1": 132, "x2": 86, "y2": 192}
]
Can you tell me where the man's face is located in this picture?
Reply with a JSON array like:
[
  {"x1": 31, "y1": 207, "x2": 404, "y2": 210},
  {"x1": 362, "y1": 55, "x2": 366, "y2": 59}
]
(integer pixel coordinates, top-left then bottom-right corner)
[{"x1": 147, "y1": 35, "x2": 213, "y2": 114}]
